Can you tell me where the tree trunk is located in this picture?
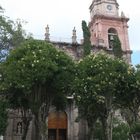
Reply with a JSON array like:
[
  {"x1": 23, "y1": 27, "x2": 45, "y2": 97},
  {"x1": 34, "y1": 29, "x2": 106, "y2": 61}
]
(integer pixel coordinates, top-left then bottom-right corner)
[
  {"x1": 101, "y1": 110, "x2": 113, "y2": 140},
  {"x1": 87, "y1": 118, "x2": 97, "y2": 140},
  {"x1": 133, "y1": 108, "x2": 139, "y2": 123},
  {"x1": 33, "y1": 104, "x2": 49, "y2": 140},
  {"x1": 20, "y1": 109, "x2": 32, "y2": 140},
  {"x1": 40, "y1": 118, "x2": 48, "y2": 140},
  {"x1": 22, "y1": 118, "x2": 31, "y2": 140},
  {"x1": 88, "y1": 125, "x2": 95, "y2": 140},
  {"x1": 34, "y1": 115, "x2": 41, "y2": 140}
]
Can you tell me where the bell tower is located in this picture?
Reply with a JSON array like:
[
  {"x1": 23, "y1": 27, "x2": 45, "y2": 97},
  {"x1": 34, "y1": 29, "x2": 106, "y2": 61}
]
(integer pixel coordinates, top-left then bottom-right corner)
[
  {"x1": 89, "y1": 0, "x2": 132, "y2": 62},
  {"x1": 90, "y1": 0, "x2": 119, "y2": 18}
]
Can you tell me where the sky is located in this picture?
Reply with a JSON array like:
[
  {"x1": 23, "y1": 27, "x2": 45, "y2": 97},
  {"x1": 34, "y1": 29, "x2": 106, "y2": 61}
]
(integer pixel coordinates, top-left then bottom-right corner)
[{"x1": 0, "y1": 0, "x2": 140, "y2": 64}]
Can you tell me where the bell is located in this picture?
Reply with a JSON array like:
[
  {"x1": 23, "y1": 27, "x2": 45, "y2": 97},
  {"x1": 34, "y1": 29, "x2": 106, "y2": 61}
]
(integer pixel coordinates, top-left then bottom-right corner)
[{"x1": 110, "y1": 35, "x2": 114, "y2": 40}]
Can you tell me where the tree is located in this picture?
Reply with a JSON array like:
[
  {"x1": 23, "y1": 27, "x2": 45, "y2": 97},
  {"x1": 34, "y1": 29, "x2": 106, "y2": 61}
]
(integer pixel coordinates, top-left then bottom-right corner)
[
  {"x1": 112, "y1": 36, "x2": 123, "y2": 58},
  {"x1": 82, "y1": 20, "x2": 92, "y2": 57},
  {"x1": 0, "y1": 6, "x2": 31, "y2": 138},
  {"x1": 0, "y1": 98, "x2": 8, "y2": 136},
  {"x1": 0, "y1": 39, "x2": 75, "y2": 140},
  {"x1": 116, "y1": 64, "x2": 140, "y2": 126},
  {"x1": 0, "y1": 6, "x2": 27, "y2": 60},
  {"x1": 74, "y1": 53, "x2": 129, "y2": 140}
]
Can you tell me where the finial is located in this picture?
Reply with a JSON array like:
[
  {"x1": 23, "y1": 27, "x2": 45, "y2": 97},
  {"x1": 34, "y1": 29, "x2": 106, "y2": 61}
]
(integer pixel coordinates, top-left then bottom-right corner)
[
  {"x1": 72, "y1": 27, "x2": 77, "y2": 44},
  {"x1": 45, "y1": 25, "x2": 50, "y2": 41},
  {"x1": 121, "y1": 11, "x2": 125, "y2": 18}
]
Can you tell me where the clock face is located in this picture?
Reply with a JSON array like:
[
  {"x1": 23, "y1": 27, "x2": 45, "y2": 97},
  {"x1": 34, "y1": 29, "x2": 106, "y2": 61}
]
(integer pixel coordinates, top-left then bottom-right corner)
[{"x1": 107, "y1": 5, "x2": 112, "y2": 10}]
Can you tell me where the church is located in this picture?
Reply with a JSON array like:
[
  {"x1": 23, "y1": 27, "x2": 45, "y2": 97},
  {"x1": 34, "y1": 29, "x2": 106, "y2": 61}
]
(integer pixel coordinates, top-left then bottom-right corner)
[{"x1": 4, "y1": 0, "x2": 132, "y2": 140}]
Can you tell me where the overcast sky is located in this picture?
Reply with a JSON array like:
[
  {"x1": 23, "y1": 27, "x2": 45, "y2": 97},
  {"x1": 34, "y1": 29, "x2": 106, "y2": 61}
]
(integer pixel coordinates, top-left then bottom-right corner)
[{"x1": 1, "y1": 0, "x2": 140, "y2": 52}]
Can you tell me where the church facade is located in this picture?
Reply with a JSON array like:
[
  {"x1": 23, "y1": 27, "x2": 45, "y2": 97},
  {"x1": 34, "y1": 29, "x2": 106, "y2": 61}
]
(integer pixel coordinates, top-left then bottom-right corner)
[{"x1": 4, "y1": 0, "x2": 132, "y2": 140}]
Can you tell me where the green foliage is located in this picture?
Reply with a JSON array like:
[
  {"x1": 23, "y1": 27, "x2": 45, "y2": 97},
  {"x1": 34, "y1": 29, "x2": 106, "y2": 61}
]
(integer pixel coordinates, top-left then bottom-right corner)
[
  {"x1": 74, "y1": 53, "x2": 128, "y2": 118},
  {"x1": 0, "y1": 39, "x2": 75, "y2": 139},
  {"x1": 0, "y1": 6, "x2": 3, "y2": 12},
  {"x1": 73, "y1": 53, "x2": 129, "y2": 139},
  {"x1": 52, "y1": 93, "x2": 67, "y2": 111},
  {"x1": 116, "y1": 64, "x2": 140, "y2": 124},
  {"x1": 94, "y1": 121, "x2": 103, "y2": 140},
  {"x1": 130, "y1": 122, "x2": 140, "y2": 134},
  {"x1": 112, "y1": 118, "x2": 130, "y2": 140},
  {"x1": 112, "y1": 36, "x2": 123, "y2": 58},
  {"x1": 0, "y1": 39, "x2": 75, "y2": 112},
  {"x1": 93, "y1": 119, "x2": 130, "y2": 140},
  {"x1": 0, "y1": 7, "x2": 27, "y2": 60},
  {"x1": 135, "y1": 65, "x2": 140, "y2": 85},
  {"x1": 82, "y1": 20, "x2": 92, "y2": 56},
  {"x1": 0, "y1": 98, "x2": 8, "y2": 135}
]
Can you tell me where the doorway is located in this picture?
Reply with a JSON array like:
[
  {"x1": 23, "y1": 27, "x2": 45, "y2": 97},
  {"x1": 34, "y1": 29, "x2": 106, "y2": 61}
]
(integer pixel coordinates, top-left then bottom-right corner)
[{"x1": 48, "y1": 111, "x2": 67, "y2": 140}]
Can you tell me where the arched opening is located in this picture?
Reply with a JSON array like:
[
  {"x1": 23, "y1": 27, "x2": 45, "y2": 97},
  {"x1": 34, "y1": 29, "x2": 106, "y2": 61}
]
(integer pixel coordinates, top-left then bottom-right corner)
[
  {"x1": 16, "y1": 122, "x2": 22, "y2": 134},
  {"x1": 108, "y1": 28, "x2": 118, "y2": 49},
  {"x1": 48, "y1": 111, "x2": 67, "y2": 140}
]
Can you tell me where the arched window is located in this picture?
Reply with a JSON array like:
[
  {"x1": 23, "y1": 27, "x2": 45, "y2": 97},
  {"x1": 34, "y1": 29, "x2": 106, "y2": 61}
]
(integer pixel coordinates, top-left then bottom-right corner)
[{"x1": 108, "y1": 28, "x2": 117, "y2": 49}]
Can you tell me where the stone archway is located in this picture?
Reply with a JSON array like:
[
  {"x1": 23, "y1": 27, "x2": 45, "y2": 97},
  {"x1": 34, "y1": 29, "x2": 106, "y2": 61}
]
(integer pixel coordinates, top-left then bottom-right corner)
[{"x1": 48, "y1": 111, "x2": 67, "y2": 140}]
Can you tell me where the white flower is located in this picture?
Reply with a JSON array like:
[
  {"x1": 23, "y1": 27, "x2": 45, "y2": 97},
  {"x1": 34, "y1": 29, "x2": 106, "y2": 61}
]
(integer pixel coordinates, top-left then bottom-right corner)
[
  {"x1": 87, "y1": 77, "x2": 92, "y2": 80},
  {"x1": 109, "y1": 82, "x2": 112, "y2": 85},
  {"x1": 78, "y1": 59, "x2": 83, "y2": 63},
  {"x1": 21, "y1": 85, "x2": 25, "y2": 88},
  {"x1": 32, "y1": 64, "x2": 34, "y2": 67}
]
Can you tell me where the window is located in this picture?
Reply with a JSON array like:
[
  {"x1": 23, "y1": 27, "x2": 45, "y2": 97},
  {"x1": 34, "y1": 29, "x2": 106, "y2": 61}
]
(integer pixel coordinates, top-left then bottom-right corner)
[{"x1": 108, "y1": 28, "x2": 117, "y2": 49}]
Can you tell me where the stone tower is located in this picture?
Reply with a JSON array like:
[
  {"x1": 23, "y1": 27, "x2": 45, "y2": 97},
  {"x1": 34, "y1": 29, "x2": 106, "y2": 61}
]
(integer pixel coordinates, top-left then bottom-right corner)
[{"x1": 89, "y1": 0, "x2": 132, "y2": 62}]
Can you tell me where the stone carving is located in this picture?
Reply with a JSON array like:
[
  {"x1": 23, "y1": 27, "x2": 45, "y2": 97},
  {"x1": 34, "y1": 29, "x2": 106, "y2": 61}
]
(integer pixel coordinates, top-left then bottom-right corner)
[
  {"x1": 45, "y1": 25, "x2": 50, "y2": 41},
  {"x1": 72, "y1": 27, "x2": 77, "y2": 44},
  {"x1": 17, "y1": 122, "x2": 22, "y2": 134}
]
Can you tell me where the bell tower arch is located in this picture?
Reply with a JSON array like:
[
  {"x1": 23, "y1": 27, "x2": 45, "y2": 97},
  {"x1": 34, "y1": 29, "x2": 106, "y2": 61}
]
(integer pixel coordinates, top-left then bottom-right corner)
[
  {"x1": 108, "y1": 28, "x2": 118, "y2": 49},
  {"x1": 89, "y1": 0, "x2": 132, "y2": 63}
]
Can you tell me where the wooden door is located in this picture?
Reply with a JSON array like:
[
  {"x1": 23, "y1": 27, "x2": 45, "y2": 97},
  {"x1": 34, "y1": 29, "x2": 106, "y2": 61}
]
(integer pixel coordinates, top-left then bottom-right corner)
[
  {"x1": 48, "y1": 129, "x2": 56, "y2": 140},
  {"x1": 58, "y1": 129, "x2": 66, "y2": 140},
  {"x1": 48, "y1": 111, "x2": 67, "y2": 140}
]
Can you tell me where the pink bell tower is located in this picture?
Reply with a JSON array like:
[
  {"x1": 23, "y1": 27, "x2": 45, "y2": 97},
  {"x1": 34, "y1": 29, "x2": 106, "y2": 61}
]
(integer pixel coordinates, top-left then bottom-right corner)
[{"x1": 89, "y1": 0, "x2": 132, "y2": 62}]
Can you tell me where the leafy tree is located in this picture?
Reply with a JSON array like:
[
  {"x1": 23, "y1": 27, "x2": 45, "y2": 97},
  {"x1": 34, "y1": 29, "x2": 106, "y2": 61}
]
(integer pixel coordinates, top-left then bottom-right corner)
[
  {"x1": 82, "y1": 20, "x2": 92, "y2": 57},
  {"x1": 0, "y1": 6, "x2": 27, "y2": 60},
  {"x1": 0, "y1": 6, "x2": 3, "y2": 12},
  {"x1": 0, "y1": 39, "x2": 75, "y2": 140},
  {"x1": 0, "y1": 6, "x2": 31, "y2": 138},
  {"x1": 74, "y1": 53, "x2": 129, "y2": 140},
  {"x1": 116, "y1": 64, "x2": 140, "y2": 126},
  {"x1": 112, "y1": 36, "x2": 123, "y2": 58},
  {"x1": 0, "y1": 98, "x2": 8, "y2": 135}
]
